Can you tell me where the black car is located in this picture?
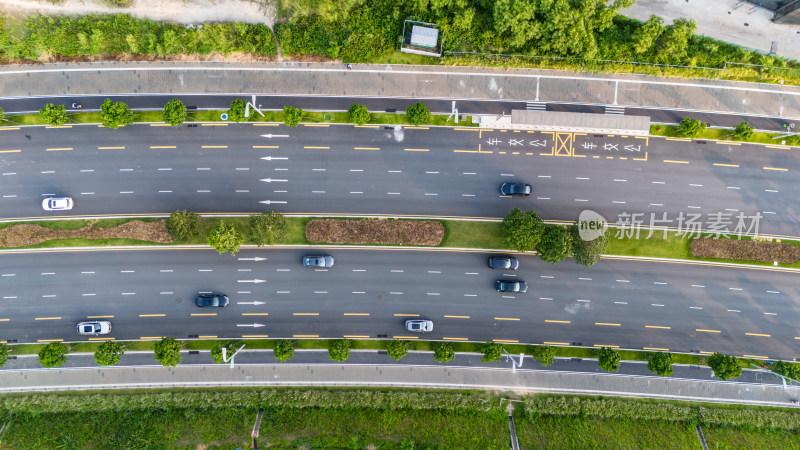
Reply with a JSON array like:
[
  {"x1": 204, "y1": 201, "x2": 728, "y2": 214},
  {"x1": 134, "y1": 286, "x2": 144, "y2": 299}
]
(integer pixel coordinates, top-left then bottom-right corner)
[
  {"x1": 195, "y1": 294, "x2": 230, "y2": 307},
  {"x1": 495, "y1": 280, "x2": 528, "y2": 293},
  {"x1": 500, "y1": 182, "x2": 532, "y2": 196},
  {"x1": 488, "y1": 256, "x2": 519, "y2": 270}
]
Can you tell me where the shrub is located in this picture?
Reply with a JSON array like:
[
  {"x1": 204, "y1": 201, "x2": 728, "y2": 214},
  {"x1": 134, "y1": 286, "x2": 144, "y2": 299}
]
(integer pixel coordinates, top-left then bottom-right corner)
[
  {"x1": 100, "y1": 98, "x2": 136, "y2": 129},
  {"x1": 283, "y1": 106, "x2": 305, "y2": 126},
  {"x1": 248, "y1": 211, "x2": 286, "y2": 246},
  {"x1": 227, "y1": 99, "x2": 246, "y2": 122},
  {"x1": 94, "y1": 341, "x2": 125, "y2": 366},
  {"x1": 38, "y1": 342, "x2": 68, "y2": 368},
  {"x1": 707, "y1": 352, "x2": 742, "y2": 380},
  {"x1": 165, "y1": 209, "x2": 199, "y2": 241},
  {"x1": 531, "y1": 345, "x2": 556, "y2": 367},
  {"x1": 348, "y1": 104, "x2": 371, "y2": 125},
  {"x1": 274, "y1": 339, "x2": 295, "y2": 362},
  {"x1": 206, "y1": 221, "x2": 244, "y2": 256},
  {"x1": 405, "y1": 102, "x2": 430, "y2": 125},
  {"x1": 210, "y1": 341, "x2": 237, "y2": 364},
  {"x1": 481, "y1": 342, "x2": 503, "y2": 363},
  {"x1": 433, "y1": 342, "x2": 455, "y2": 363},
  {"x1": 386, "y1": 339, "x2": 410, "y2": 361},
  {"x1": 733, "y1": 121, "x2": 754, "y2": 140},
  {"x1": 678, "y1": 117, "x2": 707, "y2": 137},
  {"x1": 328, "y1": 339, "x2": 351, "y2": 362},
  {"x1": 39, "y1": 103, "x2": 67, "y2": 126},
  {"x1": 647, "y1": 352, "x2": 674, "y2": 377},
  {"x1": 0, "y1": 106, "x2": 5, "y2": 122},
  {"x1": 773, "y1": 360, "x2": 800, "y2": 380},
  {"x1": 153, "y1": 337, "x2": 182, "y2": 367},
  {"x1": 0, "y1": 343, "x2": 8, "y2": 368},
  {"x1": 597, "y1": 347, "x2": 621, "y2": 372},
  {"x1": 537, "y1": 224, "x2": 573, "y2": 264},
  {"x1": 162, "y1": 99, "x2": 187, "y2": 126}
]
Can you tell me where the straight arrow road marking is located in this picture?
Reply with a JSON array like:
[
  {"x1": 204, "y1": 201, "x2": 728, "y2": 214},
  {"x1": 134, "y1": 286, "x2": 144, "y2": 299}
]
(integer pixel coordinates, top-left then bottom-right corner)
[
  {"x1": 236, "y1": 323, "x2": 266, "y2": 327},
  {"x1": 260, "y1": 156, "x2": 289, "y2": 161},
  {"x1": 260, "y1": 200, "x2": 287, "y2": 205}
]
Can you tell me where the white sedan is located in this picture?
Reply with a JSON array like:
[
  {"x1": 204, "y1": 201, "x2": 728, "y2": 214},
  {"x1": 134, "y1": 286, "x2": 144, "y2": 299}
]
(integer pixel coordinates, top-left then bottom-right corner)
[
  {"x1": 42, "y1": 197, "x2": 74, "y2": 211},
  {"x1": 77, "y1": 321, "x2": 112, "y2": 335}
]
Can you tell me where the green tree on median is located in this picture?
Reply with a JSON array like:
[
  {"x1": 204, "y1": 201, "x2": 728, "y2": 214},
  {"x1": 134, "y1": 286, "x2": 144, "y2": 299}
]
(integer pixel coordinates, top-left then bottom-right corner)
[
  {"x1": 328, "y1": 339, "x2": 352, "y2": 362},
  {"x1": 733, "y1": 121, "x2": 755, "y2": 140},
  {"x1": 433, "y1": 342, "x2": 455, "y2": 363},
  {"x1": 647, "y1": 351, "x2": 674, "y2": 377},
  {"x1": 569, "y1": 225, "x2": 608, "y2": 268},
  {"x1": 773, "y1": 360, "x2": 800, "y2": 381},
  {"x1": 154, "y1": 337, "x2": 182, "y2": 367},
  {"x1": 707, "y1": 352, "x2": 742, "y2": 380},
  {"x1": 502, "y1": 208, "x2": 544, "y2": 252},
  {"x1": 206, "y1": 221, "x2": 244, "y2": 256},
  {"x1": 348, "y1": 104, "x2": 371, "y2": 126},
  {"x1": 39, "y1": 103, "x2": 68, "y2": 126},
  {"x1": 531, "y1": 345, "x2": 556, "y2": 367},
  {"x1": 38, "y1": 342, "x2": 68, "y2": 368},
  {"x1": 227, "y1": 99, "x2": 246, "y2": 122},
  {"x1": 481, "y1": 342, "x2": 504, "y2": 363},
  {"x1": 405, "y1": 102, "x2": 430, "y2": 126},
  {"x1": 678, "y1": 117, "x2": 706, "y2": 137},
  {"x1": 210, "y1": 340, "x2": 237, "y2": 364},
  {"x1": 283, "y1": 106, "x2": 304, "y2": 127},
  {"x1": 537, "y1": 224, "x2": 572, "y2": 264},
  {"x1": 248, "y1": 211, "x2": 286, "y2": 246},
  {"x1": 100, "y1": 98, "x2": 137, "y2": 129},
  {"x1": 597, "y1": 347, "x2": 621, "y2": 372},
  {"x1": 95, "y1": 341, "x2": 125, "y2": 366},
  {"x1": 387, "y1": 339, "x2": 410, "y2": 361},
  {"x1": 0, "y1": 343, "x2": 9, "y2": 368},
  {"x1": 166, "y1": 209, "x2": 199, "y2": 241},
  {"x1": 162, "y1": 99, "x2": 187, "y2": 126},
  {"x1": 274, "y1": 339, "x2": 295, "y2": 362}
]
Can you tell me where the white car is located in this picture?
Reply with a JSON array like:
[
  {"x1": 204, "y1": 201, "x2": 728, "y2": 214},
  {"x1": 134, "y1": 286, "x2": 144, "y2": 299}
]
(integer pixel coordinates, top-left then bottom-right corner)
[
  {"x1": 42, "y1": 197, "x2": 74, "y2": 211},
  {"x1": 405, "y1": 319, "x2": 433, "y2": 333},
  {"x1": 77, "y1": 321, "x2": 111, "y2": 335}
]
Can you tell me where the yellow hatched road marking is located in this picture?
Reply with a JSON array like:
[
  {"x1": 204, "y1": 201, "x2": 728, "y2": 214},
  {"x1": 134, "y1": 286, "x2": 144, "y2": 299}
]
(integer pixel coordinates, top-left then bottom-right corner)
[
  {"x1": 545, "y1": 320, "x2": 571, "y2": 324},
  {"x1": 645, "y1": 325, "x2": 671, "y2": 329},
  {"x1": 35, "y1": 317, "x2": 61, "y2": 320},
  {"x1": 443, "y1": 337, "x2": 468, "y2": 340}
]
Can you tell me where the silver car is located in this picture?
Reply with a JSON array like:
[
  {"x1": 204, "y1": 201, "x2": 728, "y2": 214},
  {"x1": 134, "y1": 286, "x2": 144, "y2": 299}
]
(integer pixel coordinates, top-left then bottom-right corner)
[
  {"x1": 42, "y1": 197, "x2": 74, "y2": 211},
  {"x1": 405, "y1": 319, "x2": 433, "y2": 333},
  {"x1": 303, "y1": 255, "x2": 334, "y2": 268},
  {"x1": 77, "y1": 321, "x2": 111, "y2": 335}
]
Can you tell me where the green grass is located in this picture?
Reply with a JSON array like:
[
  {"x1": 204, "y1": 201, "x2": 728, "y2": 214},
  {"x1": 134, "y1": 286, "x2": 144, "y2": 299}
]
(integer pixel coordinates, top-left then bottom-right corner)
[
  {"x1": 649, "y1": 125, "x2": 795, "y2": 146},
  {"x1": 702, "y1": 425, "x2": 800, "y2": 449},
  {"x1": 440, "y1": 220, "x2": 505, "y2": 249}
]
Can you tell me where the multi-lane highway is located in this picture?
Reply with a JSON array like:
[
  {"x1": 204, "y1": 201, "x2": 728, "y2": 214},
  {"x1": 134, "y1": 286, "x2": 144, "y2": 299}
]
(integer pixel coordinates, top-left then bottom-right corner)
[
  {"x1": 0, "y1": 248, "x2": 797, "y2": 360},
  {"x1": 0, "y1": 122, "x2": 798, "y2": 237}
]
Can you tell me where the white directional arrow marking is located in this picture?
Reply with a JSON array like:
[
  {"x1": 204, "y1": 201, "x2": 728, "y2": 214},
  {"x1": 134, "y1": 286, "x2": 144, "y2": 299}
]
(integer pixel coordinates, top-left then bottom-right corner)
[
  {"x1": 237, "y1": 257, "x2": 267, "y2": 261},
  {"x1": 237, "y1": 279, "x2": 266, "y2": 283},
  {"x1": 260, "y1": 178, "x2": 288, "y2": 182},
  {"x1": 260, "y1": 134, "x2": 290, "y2": 138},
  {"x1": 260, "y1": 200, "x2": 287, "y2": 205},
  {"x1": 236, "y1": 301, "x2": 266, "y2": 305},
  {"x1": 236, "y1": 323, "x2": 266, "y2": 328},
  {"x1": 260, "y1": 156, "x2": 289, "y2": 161}
]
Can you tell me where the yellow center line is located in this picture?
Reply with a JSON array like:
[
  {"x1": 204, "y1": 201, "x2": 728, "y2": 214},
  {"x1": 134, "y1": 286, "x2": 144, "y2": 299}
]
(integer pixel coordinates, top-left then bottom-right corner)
[
  {"x1": 713, "y1": 163, "x2": 739, "y2": 168},
  {"x1": 140, "y1": 336, "x2": 164, "y2": 340},
  {"x1": 763, "y1": 166, "x2": 788, "y2": 171},
  {"x1": 404, "y1": 148, "x2": 429, "y2": 152},
  {"x1": 98, "y1": 146, "x2": 125, "y2": 150},
  {"x1": 454, "y1": 128, "x2": 479, "y2": 131},
  {"x1": 0, "y1": 150, "x2": 21, "y2": 153},
  {"x1": 644, "y1": 347, "x2": 669, "y2": 351},
  {"x1": 242, "y1": 334, "x2": 270, "y2": 338},
  {"x1": 795, "y1": 337, "x2": 800, "y2": 340},
  {"x1": 201, "y1": 145, "x2": 228, "y2": 149},
  {"x1": 743, "y1": 354, "x2": 769, "y2": 359},
  {"x1": 665, "y1": 137, "x2": 690, "y2": 141},
  {"x1": 46, "y1": 125, "x2": 72, "y2": 129},
  {"x1": 494, "y1": 317, "x2": 520, "y2": 321},
  {"x1": 89, "y1": 337, "x2": 115, "y2": 341},
  {"x1": 645, "y1": 325, "x2": 671, "y2": 330},
  {"x1": 696, "y1": 329, "x2": 721, "y2": 333},
  {"x1": 198, "y1": 335, "x2": 217, "y2": 339},
  {"x1": 87, "y1": 315, "x2": 114, "y2": 319},
  {"x1": 595, "y1": 322, "x2": 621, "y2": 326},
  {"x1": 0, "y1": 319, "x2": 9, "y2": 322},
  {"x1": 393, "y1": 335, "x2": 419, "y2": 339},
  {"x1": 253, "y1": 123, "x2": 278, "y2": 126},
  {"x1": 544, "y1": 341, "x2": 570, "y2": 346},
  {"x1": 46, "y1": 147, "x2": 73, "y2": 151},
  {"x1": 765, "y1": 145, "x2": 790, "y2": 149},
  {"x1": 493, "y1": 339, "x2": 519, "y2": 343},
  {"x1": 242, "y1": 313, "x2": 269, "y2": 316},
  {"x1": 150, "y1": 146, "x2": 176, "y2": 149},
  {"x1": 190, "y1": 313, "x2": 218, "y2": 317},
  {"x1": 293, "y1": 313, "x2": 319, "y2": 316},
  {"x1": 0, "y1": 127, "x2": 20, "y2": 130},
  {"x1": 304, "y1": 146, "x2": 330, "y2": 149},
  {"x1": 202, "y1": 123, "x2": 228, "y2": 126},
  {"x1": 405, "y1": 126, "x2": 429, "y2": 130},
  {"x1": 35, "y1": 317, "x2": 61, "y2": 320},
  {"x1": 37, "y1": 339, "x2": 63, "y2": 342},
  {"x1": 293, "y1": 334, "x2": 319, "y2": 338},
  {"x1": 394, "y1": 313, "x2": 419, "y2": 317},
  {"x1": 699, "y1": 351, "x2": 715, "y2": 355},
  {"x1": 443, "y1": 337, "x2": 469, "y2": 340},
  {"x1": 343, "y1": 313, "x2": 370, "y2": 316},
  {"x1": 354, "y1": 125, "x2": 379, "y2": 128},
  {"x1": 715, "y1": 141, "x2": 741, "y2": 146},
  {"x1": 745, "y1": 333, "x2": 771, "y2": 337},
  {"x1": 344, "y1": 335, "x2": 370, "y2": 338},
  {"x1": 453, "y1": 149, "x2": 479, "y2": 153},
  {"x1": 139, "y1": 314, "x2": 166, "y2": 318},
  {"x1": 594, "y1": 344, "x2": 619, "y2": 348},
  {"x1": 663, "y1": 159, "x2": 689, "y2": 164},
  {"x1": 354, "y1": 147, "x2": 380, "y2": 150},
  {"x1": 545, "y1": 320, "x2": 571, "y2": 324},
  {"x1": 253, "y1": 145, "x2": 279, "y2": 149},
  {"x1": 304, "y1": 124, "x2": 330, "y2": 127},
  {"x1": 444, "y1": 315, "x2": 470, "y2": 319},
  {"x1": 150, "y1": 123, "x2": 172, "y2": 127}
]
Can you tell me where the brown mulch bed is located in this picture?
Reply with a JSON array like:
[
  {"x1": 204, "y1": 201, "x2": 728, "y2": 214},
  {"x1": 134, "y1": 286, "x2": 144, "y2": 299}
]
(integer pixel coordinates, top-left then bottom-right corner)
[
  {"x1": 0, "y1": 220, "x2": 172, "y2": 248},
  {"x1": 305, "y1": 219, "x2": 444, "y2": 246},
  {"x1": 690, "y1": 237, "x2": 800, "y2": 263}
]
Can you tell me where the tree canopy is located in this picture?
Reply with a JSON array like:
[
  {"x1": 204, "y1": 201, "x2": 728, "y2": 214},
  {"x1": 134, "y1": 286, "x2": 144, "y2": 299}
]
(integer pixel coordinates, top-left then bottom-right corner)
[
  {"x1": 166, "y1": 209, "x2": 199, "y2": 241},
  {"x1": 100, "y1": 98, "x2": 137, "y2": 129},
  {"x1": 328, "y1": 339, "x2": 352, "y2": 362},
  {"x1": 227, "y1": 99, "x2": 246, "y2": 122},
  {"x1": 647, "y1": 352, "x2": 674, "y2": 377},
  {"x1": 39, "y1": 103, "x2": 67, "y2": 126},
  {"x1": 154, "y1": 338, "x2": 182, "y2": 367},
  {"x1": 283, "y1": 106, "x2": 305, "y2": 127},
  {"x1": 206, "y1": 221, "x2": 244, "y2": 256},
  {"x1": 532, "y1": 345, "x2": 556, "y2": 367},
  {"x1": 95, "y1": 341, "x2": 125, "y2": 366},
  {"x1": 481, "y1": 342, "x2": 504, "y2": 363},
  {"x1": 405, "y1": 102, "x2": 431, "y2": 126},
  {"x1": 387, "y1": 339, "x2": 410, "y2": 361},
  {"x1": 274, "y1": 339, "x2": 295, "y2": 362},
  {"x1": 348, "y1": 104, "x2": 371, "y2": 126},
  {"x1": 570, "y1": 224, "x2": 608, "y2": 267},
  {"x1": 597, "y1": 347, "x2": 621, "y2": 372},
  {"x1": 502, "y1": 208, "x2": 544, "y2": 252},
  {"x1": 38, "y1": 342, "x2": 68, "y2": 368},
  {"x1": 707, "y1": 353, "x2": 742, "y2": 380},
  {"x1": 248, "y1": 211, "x2": 287, "y2": 246},
  {"x1": 537, "y1": 224, "x2": 573, "y2": 264},
  {"x1": 434, "y1": 342, "x2": 455, "y2": 363},
  {"x1": 162, "y1": 99, "x2": 187, "y2": 126}
]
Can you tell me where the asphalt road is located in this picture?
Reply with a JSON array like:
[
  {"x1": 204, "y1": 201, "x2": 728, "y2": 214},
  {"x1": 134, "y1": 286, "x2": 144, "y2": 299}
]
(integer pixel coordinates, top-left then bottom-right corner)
[
  {"x1": 1, "y1": 123, "x2": 798, "y2": 237},
  {"x1": 1, "y1": 248, "x2": 797, "y2": 360}
]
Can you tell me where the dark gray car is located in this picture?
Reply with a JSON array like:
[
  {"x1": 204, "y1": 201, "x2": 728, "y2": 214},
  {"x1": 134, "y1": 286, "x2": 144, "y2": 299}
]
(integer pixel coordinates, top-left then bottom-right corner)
[
  {"x1": 495, "y1": 280, "x2": 528, "y2": 293},
  {"x1": 195, "y1": 294, "x2": 229, "y2": 307},
  {"x1": 500, "y1": 182, "x2": 532, "y2": 196},
  {"x1": 488, "y1": 256, "x2": 519, "y2": 270}
]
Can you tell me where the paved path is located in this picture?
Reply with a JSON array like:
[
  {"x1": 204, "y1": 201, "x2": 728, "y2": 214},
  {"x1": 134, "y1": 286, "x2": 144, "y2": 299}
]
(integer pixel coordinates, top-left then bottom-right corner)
[{"x1": 1, "y1": 62, "x2": 798, "y2": 120}]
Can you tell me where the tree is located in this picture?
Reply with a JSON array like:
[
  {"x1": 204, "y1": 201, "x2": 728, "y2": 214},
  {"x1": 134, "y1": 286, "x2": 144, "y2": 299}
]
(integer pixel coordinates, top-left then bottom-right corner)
[
  {"x1": 655, "y1": 18, "x2": 696, "y2": 64},
  {"x1": 386, "y1": 339, "x2": 410, "y2": 361},
  {"x1": 39, "y1": 103, "x2": 67, "y2": 126},
  {"x1": 154, "y1": 337, "x2": 182, "y2": 367},
  {"x1": 481, "y1": 342, "x2": 504, "y2": 363},
  {"x1": 166, "y1": 209, "x2": 199, "y2": 241},
  {"x1": 733, "y1": 121, "x2": 755, "y2": 140},
  {"x1": 274, "y1": 339, "x2": 295, "y2": 362},
  {"x1": 647, "y1": 352, "x2": 674, "y2": 377},
  {"x1": 433, "y1": 342, "x2": 455, "y2": 363},
  {"x1": 348, "y1": 104, "x2": 371, "y2": 126},
  {"x1": 206, "y1": 221, "x2": 244, "y2": 256},
  {"x1": 569, "y1": 225, "x2": 608, "y2": 268},
  {"x1": 0, "y1": 343, "x2": 8, "y2": 368},
  {"x1": 210, "y1": 340, "x2": 237, "y2": 364},
  {"x1": 248, "y1": 211, "x2": 286, "y2": 246},
  {"x1": 707, "y1": 352, "x2": 742, "y2": 380},
  {"x1": 405, "y1": 102, "x2": 430, "y2": 126},
  {"x1": 162, "y1": 99, "x2": 187, "y2": 126},
  {"x1": 773, "y1": 360, "x2": 800, "y2": 381},
  {"x1": 537, "y1": 224, "x2": 572, "y2": 264},
  {"x1": 38, "y1": 342, "x2": 68, "y2": 368},
  {"x1": 283, "y1": 106, "x2": 304, "y2": 127},
  {"x1": 227, "y1": 99, "x2": 246, "y2": 122},
  {"x1": 597, "y1": 347, "x2": 621, "y2": 372},
  {"x1": 502, "y1": 208, "x2": 544, "y2": 252},
  {"x1": 95, "y1": 341, "x2": 125, "y2": 366},
  {"x1": 100, "y1": 98, "x2": 137, "y2": 129},
  {"x1": 531, "y1": 345, "x2": 556, "y2": 367},
  {"x1": 632, "y1": 15, "x2": 664, "y2": 55},
  {"x1": 678, "y1": 117, "x2": 707, "y2": 138},
  {"x1": 328, "y1": 339, "x2": 351, "y2": 362}
]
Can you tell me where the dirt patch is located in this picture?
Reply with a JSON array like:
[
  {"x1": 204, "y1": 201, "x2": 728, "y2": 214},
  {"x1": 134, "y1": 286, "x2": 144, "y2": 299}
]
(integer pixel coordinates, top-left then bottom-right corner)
[
  {"x1": 690, "y1": 237, "x2": 800, "y2": 264},
  {"x1": 305, "y1": 219, "x2": 444, "y2": 246},
  {"x1": 0, "y1": 220, "x2": 172, "y2": 247}
]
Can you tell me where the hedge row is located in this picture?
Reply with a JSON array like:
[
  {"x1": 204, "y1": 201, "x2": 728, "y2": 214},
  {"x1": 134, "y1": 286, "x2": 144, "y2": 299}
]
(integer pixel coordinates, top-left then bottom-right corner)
[
  {"x1": 523, "y1": 395, "x2": 800, "y2": 431},
  {"x1": 690, "y1": 237, "x2": 800, "y2": 263}
]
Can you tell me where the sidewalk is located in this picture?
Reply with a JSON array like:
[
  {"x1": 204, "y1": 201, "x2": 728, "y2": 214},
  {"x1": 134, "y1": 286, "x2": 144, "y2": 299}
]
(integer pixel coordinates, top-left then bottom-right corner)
[
  {"x1": 3, "y1": 350, "x2": 798, "y2": 407},
  {"x1": 1, "y1": 61, "x2": 799, "y2": 119}
]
